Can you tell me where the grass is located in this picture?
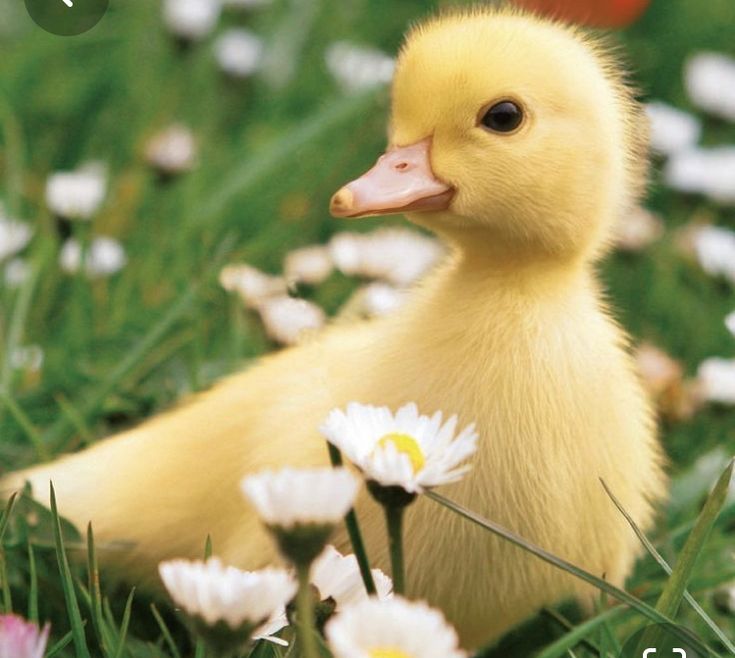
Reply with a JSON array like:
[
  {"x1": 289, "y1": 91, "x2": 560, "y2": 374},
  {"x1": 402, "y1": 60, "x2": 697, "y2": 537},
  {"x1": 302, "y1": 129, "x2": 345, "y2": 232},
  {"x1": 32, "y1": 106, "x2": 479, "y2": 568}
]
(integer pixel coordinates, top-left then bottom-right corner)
[{"x1": 1, "y1": 0, "x2": 734, "y2": 656}]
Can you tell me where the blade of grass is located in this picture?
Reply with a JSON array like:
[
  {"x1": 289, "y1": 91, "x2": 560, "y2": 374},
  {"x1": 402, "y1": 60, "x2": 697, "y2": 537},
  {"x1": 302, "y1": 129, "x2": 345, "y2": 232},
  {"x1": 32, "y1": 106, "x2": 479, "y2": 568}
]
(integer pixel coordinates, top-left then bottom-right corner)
[
  {"x1": 46, "y1": 629, "x2": 76, "y2": 658},
  {"x1": 27, "y1": 541, "x2": 38, "y2": 623},
  {"x1": 113, "y1": 588, "x2": 135, "y2": 658},
  {"x1": 0, "y1": 492, "x2": 18, "y2": 541},
  {"x1": 50, "y1": 482, "x2": 92, "y2": 658},
  {"x1": 0, "y1": 392, "x2": 50, "y2": 460},
  {"x1": 536, "y1": 607, "x2": 630, "y2": 658},
  {"x1": 151, "y1": 604, "x2": 183, "y2": 658},
  {"x1": 601, "y1": 478, "x2": 735, "y2": 653},
  {"x1": 427, "y1": 491, "x2": 715, "y2": 657},
  {"x1": 542, "y1": 608, "x2": 600, "y2": 656},
  {"x1": 653, "y1": 459, "x2": 733, "y2": 619},
  {"x1": 0, "y1": 550, "x2": 11, "y2": 613},
  {"x1": 0, "y1": 492, "x2": 17, "y2": 614}
]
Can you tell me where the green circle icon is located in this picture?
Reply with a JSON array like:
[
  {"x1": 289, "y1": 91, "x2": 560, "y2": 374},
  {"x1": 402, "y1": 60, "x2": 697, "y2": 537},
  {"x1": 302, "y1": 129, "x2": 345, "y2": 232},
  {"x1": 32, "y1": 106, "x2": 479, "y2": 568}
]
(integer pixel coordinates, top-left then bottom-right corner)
[{"x1": 25, "y1": 0, "x2": 109, "y2": 36}]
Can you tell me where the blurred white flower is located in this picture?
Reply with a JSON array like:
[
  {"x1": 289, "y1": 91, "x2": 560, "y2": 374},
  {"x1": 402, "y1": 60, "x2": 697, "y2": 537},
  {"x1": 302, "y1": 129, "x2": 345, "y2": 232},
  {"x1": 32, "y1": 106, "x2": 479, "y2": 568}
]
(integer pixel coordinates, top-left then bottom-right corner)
[
  {"x1": 325, "y1": 596, "x2": 467, "y2": 658},
  {"x1": 163, "y1": 0, "x2": 221, "y2": 41},
  {"x1": 697, "y1": 358, "x2": 735, "y2": 405},
  {"x1": 614, "y1": 207, "x2": 664, "y2": 252},
  {"x1": 145, "y1": 124, "x2": 197, "y2": 175},
  {"x1": 645, "y1": 102, "x2": 701, "y2": 156},
  {"x1": 0, "y1": 614, "x2": 50, "y2": 658},
  {"x1": 355, "y1": 282, "x2": 408, "y2": 317},
  {"x1": 329, "y1": 228, "x2": 444, "y2": 287},
  {"x1": 4, "y1": 258, "x2": 29, "y2": 288},
  {"x1": 59, "y1": 236, "x2": 127, "y2": 278},
  {"x1": 0, "y1": 219, "x2": 32, "y2": 262},
  {"x1": 284, "y1": 245, "x2": 333, "y2": 286},
  {"x1": 159, "y1": 558, "x2": 296, "y2": 633},
  {"x1": 714, "y1": 585, "x2": 735, "y2": 614},
  {"x1": 241, "y1": 467, "x2": 359, "y2": 529},
  {"x1": 9, "y1": 345, "x2": 43, "y2": 373},
  {"x1": 214, "y1": 28, "x2": 264, "y2": 78},
  {"x1": 685, "y1": 53, "x2": 735, "y2": 122},
  {"x1": 664, "y1": 147, "x2": 735, "y2": 205},
  {"x1": 219, "y1": 263, "x2": 287, "y2": 308},
  {"x1": 45, "y1": 163, "x2": 107, "y2": 221},
  {"x1": 258, "y1": 296, "x2": 326, "y2": 345},
  {"x1": 325, "y1": 41, "x2": 395, "y2": 94},
  {"x1": 726, "y1": 311, "x2": 735, "y2": 338},
  {"x1": 690, "y1": 225, "x2": 735, "y2": 285},
  {"x1": 321, "y1": 402, "x2": 478, "y2": 494}
]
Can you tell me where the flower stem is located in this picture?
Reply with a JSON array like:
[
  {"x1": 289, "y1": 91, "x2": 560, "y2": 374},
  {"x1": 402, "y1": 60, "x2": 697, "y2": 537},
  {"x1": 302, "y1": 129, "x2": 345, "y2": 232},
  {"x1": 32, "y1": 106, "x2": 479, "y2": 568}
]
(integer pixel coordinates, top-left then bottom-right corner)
[
  {"x1": 296, "y1": 565, "x2": 319, "y2": 658},
  {"x1": 326, "y1": 443, "x2": 376, "y2": 595},
  {"x1": 385, "y1": 505, "x2": 405, "y2": 595}
]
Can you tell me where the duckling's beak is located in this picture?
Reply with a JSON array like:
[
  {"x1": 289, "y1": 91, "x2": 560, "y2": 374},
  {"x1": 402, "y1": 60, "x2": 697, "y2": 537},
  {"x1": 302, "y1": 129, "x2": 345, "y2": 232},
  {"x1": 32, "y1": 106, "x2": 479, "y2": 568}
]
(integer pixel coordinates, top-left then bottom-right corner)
[{"x1": 329, "y1": 139, "x2": 454, "y2": 218}]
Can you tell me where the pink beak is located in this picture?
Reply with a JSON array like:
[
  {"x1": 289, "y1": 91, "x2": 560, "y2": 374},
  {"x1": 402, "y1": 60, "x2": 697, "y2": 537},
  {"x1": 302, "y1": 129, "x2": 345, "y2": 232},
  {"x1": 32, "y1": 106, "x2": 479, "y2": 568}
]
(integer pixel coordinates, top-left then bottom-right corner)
[{"x1": 330, "y1": 139, "x2": 454, "y2": 218}]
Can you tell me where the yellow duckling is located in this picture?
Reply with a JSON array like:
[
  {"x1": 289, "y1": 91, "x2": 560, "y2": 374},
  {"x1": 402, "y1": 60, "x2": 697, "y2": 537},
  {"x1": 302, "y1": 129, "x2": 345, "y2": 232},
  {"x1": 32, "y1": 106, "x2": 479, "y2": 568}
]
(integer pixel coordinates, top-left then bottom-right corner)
[{"x1": 3, "y1": 7, "x2": 666, "y2": 648}]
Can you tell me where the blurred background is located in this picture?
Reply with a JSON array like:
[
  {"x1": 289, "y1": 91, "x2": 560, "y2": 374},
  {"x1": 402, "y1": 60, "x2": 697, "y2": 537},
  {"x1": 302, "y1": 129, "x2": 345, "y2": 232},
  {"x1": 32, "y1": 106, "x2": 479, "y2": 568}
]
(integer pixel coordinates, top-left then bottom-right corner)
[{"x1": 0, "y1": 0, "x2": 734, "y2": 655}]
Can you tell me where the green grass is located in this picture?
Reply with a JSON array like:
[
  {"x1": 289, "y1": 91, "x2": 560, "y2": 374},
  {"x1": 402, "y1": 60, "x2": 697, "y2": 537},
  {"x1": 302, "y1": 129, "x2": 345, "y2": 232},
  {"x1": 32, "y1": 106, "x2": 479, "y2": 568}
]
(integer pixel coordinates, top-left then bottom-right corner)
[{"x1": 1, "y1": 0, "x2": 734, "y2": 656}]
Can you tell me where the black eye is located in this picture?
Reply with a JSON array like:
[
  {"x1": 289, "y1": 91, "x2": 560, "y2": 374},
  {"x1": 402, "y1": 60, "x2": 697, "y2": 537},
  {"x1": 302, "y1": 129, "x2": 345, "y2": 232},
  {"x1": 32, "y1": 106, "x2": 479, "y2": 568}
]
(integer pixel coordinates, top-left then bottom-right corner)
[{"x1": 480, "y1": 101, "x2": 523, "y2": 133}]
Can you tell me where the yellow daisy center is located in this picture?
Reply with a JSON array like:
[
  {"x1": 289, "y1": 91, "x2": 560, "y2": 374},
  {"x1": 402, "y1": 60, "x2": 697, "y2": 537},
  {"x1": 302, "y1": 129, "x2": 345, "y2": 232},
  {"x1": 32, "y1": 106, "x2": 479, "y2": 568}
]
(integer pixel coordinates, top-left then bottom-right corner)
[
  {"x1": 369, "y1": 649, "x2": 412, "y2": 658},
  {"x1": 375, "y1": 433, "x2": 425, "y2": 474}
]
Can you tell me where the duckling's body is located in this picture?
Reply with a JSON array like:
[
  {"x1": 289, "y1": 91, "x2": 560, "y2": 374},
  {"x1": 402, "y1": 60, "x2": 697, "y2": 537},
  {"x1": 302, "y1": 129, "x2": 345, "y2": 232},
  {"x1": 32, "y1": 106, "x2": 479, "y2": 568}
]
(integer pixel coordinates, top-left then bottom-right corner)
[{"x1": 3, "y1": 8, "x2": 665, "y2": 649}]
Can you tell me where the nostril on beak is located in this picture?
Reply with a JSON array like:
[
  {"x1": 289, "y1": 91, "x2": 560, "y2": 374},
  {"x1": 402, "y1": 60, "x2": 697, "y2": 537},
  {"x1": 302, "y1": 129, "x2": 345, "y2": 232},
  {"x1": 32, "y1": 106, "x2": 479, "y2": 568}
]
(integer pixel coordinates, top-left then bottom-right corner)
[
  {"x1": 394, "y1": 162, "x2": 409, "y2": 171},
  {"x1": 330, "y1": 187, "x2": 354, "y2": 214}
]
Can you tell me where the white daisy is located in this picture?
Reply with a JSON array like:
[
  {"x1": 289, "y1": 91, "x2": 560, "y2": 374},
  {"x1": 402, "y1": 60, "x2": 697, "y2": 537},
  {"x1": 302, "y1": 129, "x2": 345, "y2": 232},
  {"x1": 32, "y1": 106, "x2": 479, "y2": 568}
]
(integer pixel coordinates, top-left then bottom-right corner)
[
  {"x1": 284, "y1": 245, "x2": 333, "y2": 286},
  {"x1": 257, "y1": 296, "x2": 326, "y2": 346},
  {"x1": 159, "y1": 558, "x2": 296, "y2": 631},
  {"x1": 241, "y1": 467, "x2": 359, "y2": 529},
  {"x1": 645, "y1": 102, "x2": 701, "y2": 156},
  {"x1": 357, "y1": 283, "x2": 408, "y2": 317},
  {"x1": 312, "y1": 545, "x2": 392, "y2": 605},
  {"x1": 697, "y1": 358, "x2": 735, "y2": 405},
  {"x1": 4, "y1": 258, "x2": 29, "y2": 288},
  {"x1": 213, "y1": 28, "x2": 264, "y2": 78},
  {"x1": 614, "y1": 207, "x2": 664, "y2": 252},
  {"x1": 325, "y1": 596, "x2": 467, "y2": 658},
  {"x1": 328, "y1": 228, "x2": 444, "y2": 287},
  {"x1": 664, "y1": 147, "x2": 735, "y2": 205},
  {"x1": 690, "y1": 225, "x2": 735, "y2": 285},
  {"x1": 685, "y1": 52, "x2": 735, "y2": 122},
  {"x1": 219, "y1": 263, "x2": 288, "y2": 308},
  {"x1": 162, "y1": 0, "x2": 221, "y2": 41},
  {"x1": 726, "y1": 311, "x2": 735, "y2": 338},
  {"x1": 145, "y1": 124, "x2": 197, "y2": 175},
  {"x1": 325, "y1": 42, "x2": 395, "y2": 94},
  {"x1": 45, "y1": 163, "x2": 107, "y2": 221},
  {"x1": 59, "y1": 236, "x2": 127, "y2": 279},
  {"x1": 0, "y1": 614, "x2": 50, "y2": 658},
  {"x1": 320, "y1": 402, "x2": 478, "y2": 494},
  {"x1": 9, "y1": 345, "x2": 44, "y2": 373},
  {"x1": 0, "y1": 217, "x2": 33, "y2": 262}
]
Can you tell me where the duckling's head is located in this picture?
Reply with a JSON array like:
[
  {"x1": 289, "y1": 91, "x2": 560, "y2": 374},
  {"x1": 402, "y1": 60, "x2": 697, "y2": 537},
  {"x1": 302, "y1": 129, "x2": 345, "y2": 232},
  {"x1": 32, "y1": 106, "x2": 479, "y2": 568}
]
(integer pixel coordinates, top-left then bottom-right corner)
[{"x1": 330, "y1": 9, "x2": 648, "y2": 263}]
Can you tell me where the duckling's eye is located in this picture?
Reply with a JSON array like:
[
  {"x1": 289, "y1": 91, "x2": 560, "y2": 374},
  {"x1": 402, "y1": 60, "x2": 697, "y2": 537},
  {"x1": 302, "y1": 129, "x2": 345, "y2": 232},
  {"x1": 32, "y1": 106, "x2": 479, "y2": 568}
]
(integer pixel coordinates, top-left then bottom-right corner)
[{"x1": 480, "y1": 101, "x2": 523, "y2": 133}]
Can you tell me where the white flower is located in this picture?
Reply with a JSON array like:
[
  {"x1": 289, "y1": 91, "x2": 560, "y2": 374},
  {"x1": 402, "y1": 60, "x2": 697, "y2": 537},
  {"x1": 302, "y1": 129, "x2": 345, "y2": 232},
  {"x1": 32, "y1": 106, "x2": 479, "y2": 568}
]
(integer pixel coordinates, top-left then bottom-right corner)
[
  {"x1": 726, "y1": 311, "x2": 735, "y2": 338},
  {"x1": 613, "y1": 207, "x2": 664, "y2": 252},
  {"x1": 45, "y1": 163, "x2": 107, "y2": 220},
  {"x1": 4, "y1": 258, "x2": 29, "y2": 288},
  {"x1": 355, "y1": 282, "x2": 407, "y2": 317},
  {"x1": 664, "y1": 147, "x2": 735, "y2": 205},
  {"x1": 325, "y1": 42, "x2": 395, "y2": 94},
  {"x1": 0, "y1": 217, "x2": 33, "y2": 262},
  {"x1": 59, "y1": 236, "x2": 127, "y2": 278},
  {"x1": 241, "y1": 467, "x2": 359, "y2": 529},
  {"x1": 219, "y1": 263, "x2": 287, "y2": 308},
  {"x1": 329, "y1": 228, "x2": 444, "y2": 287},
  {"x1": 9, "y1": 345, "x2": 44, "y2": 373},
  {"x1": 145, "y1": 124, "x2": 197, "y2": 175},
  {"x1": 0, "y1": 614, "x2": 50, "y2": 658},
  {"x1": 685, "y1": 52, "x2": 735, "y2": 122},
  {"x1": 257, "y1": 296, "x2": 326, "y2": 346},
  {"x1": 645, "y1": 102, "x2": 701, "y2": 156},
  {"x1": 159, "y1": 559, "x2": 296, "y2": 630},
  {"x1": 690, "y1": 225, "x2": 735, "y2": 285},
  {"x1": 163, "y1": 0, "x2": 221, "y2": 41},
  {"x1": 214, "y1": 28, "x2": 264, "y2": 78},
  {"x1": 321, "y1": 402, "x2": 478, "y2": 494},
  {"x1": 312, "y1": 545, "x2": 392, "y2": 605},
  {"x1": 325, "y1": 596, "x2": 467, "y2": 658},
  {"x1": 697, "y1": 358, "x2": 735, "y2": 405},
  {"x1": 284, "y1": 245, "x2": 333, "y2": 286}
]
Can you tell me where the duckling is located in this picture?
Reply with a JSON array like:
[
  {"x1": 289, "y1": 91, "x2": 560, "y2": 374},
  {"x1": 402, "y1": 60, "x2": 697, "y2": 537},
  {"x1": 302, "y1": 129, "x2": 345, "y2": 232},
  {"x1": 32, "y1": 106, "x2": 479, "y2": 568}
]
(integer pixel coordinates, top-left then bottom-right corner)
[{"x1": 3, "y1": 8, "x2": 666, "y2": 648}]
